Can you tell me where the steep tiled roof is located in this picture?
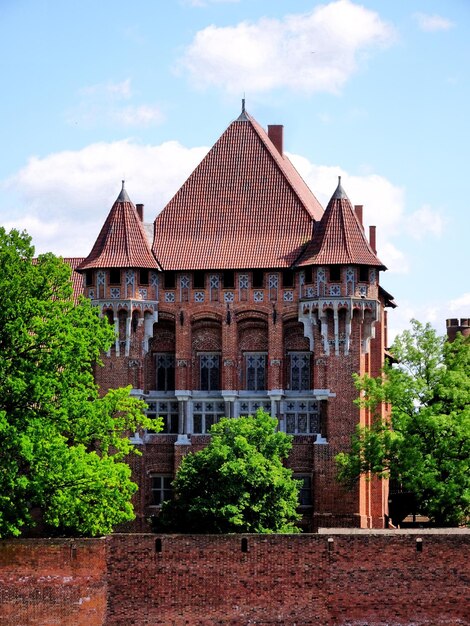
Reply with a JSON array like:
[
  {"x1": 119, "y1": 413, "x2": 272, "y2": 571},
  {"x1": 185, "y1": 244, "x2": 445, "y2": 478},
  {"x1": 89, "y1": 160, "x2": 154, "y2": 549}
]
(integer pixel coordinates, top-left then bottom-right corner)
[
  {"x1": 297, "y1": 178, "x2": 386, "y2": 269},
  {"x1": 153, "y1": 110, "x2": 324, "y2": 270},
  {"x1": 77, "y1": 183, "x2": 160, "y2": 271}
]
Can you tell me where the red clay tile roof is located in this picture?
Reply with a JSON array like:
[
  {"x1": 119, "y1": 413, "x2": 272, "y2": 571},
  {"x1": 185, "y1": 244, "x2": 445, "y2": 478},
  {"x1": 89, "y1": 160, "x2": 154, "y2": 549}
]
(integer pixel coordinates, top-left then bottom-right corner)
[
  {"x1": 77, "y1": 183, "x2": 160, "y2": 271},
  {"x1": 63, "y1": 257, "x2": 85, "y2": 302},
  {"x1": 153, "y1": 111, "x2": 324, "y2": 270},
  {"x1": 297, "y1": 178, "x2": 386, "y2": 269}
]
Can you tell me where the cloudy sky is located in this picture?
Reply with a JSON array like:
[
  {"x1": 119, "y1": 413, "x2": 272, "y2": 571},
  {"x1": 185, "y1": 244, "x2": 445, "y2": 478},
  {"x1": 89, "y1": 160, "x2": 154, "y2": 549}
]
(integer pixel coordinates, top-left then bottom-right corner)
[{"x1": 0, "y1": 0, "x2": 468, "y2": 340}]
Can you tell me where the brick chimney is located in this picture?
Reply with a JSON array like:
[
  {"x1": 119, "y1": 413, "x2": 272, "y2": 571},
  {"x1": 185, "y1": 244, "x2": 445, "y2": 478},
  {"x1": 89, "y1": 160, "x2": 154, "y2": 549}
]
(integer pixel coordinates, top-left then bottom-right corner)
[
  {"x1": 268, "y1": 125, "x2": 283, "y2": 156},
  {"x1": 354, "y1": 205, "x2": 364, "y2": 230},
  {"x1": 369, "y1": 225, "x2": 376, "y2": 253},
  {"x1": 136, "y1": 203, "x2": 144, "y2": 222}
]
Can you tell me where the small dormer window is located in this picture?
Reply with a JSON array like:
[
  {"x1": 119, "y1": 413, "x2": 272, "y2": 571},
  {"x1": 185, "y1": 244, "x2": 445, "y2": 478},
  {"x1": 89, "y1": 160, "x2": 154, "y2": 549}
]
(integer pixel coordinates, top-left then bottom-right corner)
[
  {"x1": 359, "y1": 266, "x2": 369, "y2": 282},
  {"x1": 109, "y1": 269, "x2": 121, "y2": 285},
  {"x1": 330, "y1": 266, "x2": 341, "y2": 282}
]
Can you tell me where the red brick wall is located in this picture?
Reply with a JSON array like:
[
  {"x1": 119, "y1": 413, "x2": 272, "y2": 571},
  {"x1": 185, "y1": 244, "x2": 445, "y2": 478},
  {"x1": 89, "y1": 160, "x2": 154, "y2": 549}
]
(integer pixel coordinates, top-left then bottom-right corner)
[
  {"x1": 106, "y1": 532, "x2": 470, "y2": 625},
  {"x1": 0, "y1": 538, "x2": 107, "y2": 626},
  {"x1": 1, "y1": 532, "x2": 468, "y2": 625}
]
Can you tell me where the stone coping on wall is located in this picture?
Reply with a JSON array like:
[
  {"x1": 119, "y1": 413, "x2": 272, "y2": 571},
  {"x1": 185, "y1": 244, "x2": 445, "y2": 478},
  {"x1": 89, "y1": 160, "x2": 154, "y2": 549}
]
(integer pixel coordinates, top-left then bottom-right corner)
[{"x1": 317, "y1": 527, "x2": 470, "y2": 535}]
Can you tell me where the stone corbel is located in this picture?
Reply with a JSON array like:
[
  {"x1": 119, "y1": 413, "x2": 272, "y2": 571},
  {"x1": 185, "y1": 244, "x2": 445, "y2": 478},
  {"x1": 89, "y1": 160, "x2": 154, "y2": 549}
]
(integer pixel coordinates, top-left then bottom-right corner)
[{"x1": 319, "y1": 311, "x2": 329, "y2": 356}]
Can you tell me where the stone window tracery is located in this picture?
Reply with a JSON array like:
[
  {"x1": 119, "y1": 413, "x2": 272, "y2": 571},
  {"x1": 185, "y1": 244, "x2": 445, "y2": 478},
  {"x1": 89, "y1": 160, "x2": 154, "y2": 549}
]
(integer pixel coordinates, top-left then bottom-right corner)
[
  {"x1": 193, "y1": 400, "x2": 225, "y2": 434},
  {"x1": 156, "y1": 353, "x2": 175, "y2": 392},
  {"x1": 289, "y1": 352, "x2": 311, "y2": 391},
  {"x1": 199, "y1": 353, "x2": 220, "y2": 391},
  {"x1": 284, "y1": 400, "x2": 320, "y2": 435},
  {"x1": 245, "y1": 352, "x2": 267, "y2": 391}
]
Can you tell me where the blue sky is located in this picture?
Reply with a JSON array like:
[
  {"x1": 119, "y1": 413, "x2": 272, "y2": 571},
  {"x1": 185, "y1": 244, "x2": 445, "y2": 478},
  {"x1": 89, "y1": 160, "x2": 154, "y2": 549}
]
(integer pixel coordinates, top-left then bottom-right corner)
[{"x1": 0, "y1": 0, "x2": 468, "y2": 340}]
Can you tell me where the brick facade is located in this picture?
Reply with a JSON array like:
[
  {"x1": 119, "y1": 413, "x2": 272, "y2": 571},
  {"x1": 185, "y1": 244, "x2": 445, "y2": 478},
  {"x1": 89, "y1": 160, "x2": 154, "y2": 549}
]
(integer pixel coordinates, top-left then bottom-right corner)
[{"x1": 74, "y1": 108, "x2": 396, "y2": 531}]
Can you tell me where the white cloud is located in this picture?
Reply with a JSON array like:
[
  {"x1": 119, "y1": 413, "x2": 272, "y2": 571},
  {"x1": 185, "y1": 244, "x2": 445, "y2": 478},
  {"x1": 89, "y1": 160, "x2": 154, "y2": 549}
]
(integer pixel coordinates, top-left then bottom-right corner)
[
  {"x1": 67, "y1": 79, "x2": 164, "y2": 128},
  {"x1": 386, "y1": 292, "x2": 470, "y2": 344},
  {"x1": 3, "y1": 140, "x2": 208, "y2": 256},
  {"x1": 80, "y1": 78, "x2": 132, "y2": 99},
  {"x1": 413, "y1": 13, "x2": 454, "y2": 33},
  {"x1": 405, "y1": 204, "x2": 444, "y2": 239},
  {"x1": 449, "y1": 293, "x2": 470, "y2": 314},
  {"x1": 288, "y1": 154, "x2": 406, "y2": 271},
  {"x1": 112, "y1": 105, "x2": 164, "y2": 126},
  {"x1": 179, "y1": 0, "x2": 395, "y2": 94}
]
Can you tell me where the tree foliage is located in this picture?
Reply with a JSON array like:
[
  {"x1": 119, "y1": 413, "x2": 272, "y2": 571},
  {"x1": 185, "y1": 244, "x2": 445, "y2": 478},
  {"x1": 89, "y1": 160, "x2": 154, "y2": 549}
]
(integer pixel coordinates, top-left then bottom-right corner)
[
  {"x1": 336, "y1": 320, "x2": 470, "y2": 526},
  {"x1": 0, "y1": 228, "x2": 160, "y2": 538},
  {"x1": 158, "y1": 410, "x2": 302, "y2": 533}
]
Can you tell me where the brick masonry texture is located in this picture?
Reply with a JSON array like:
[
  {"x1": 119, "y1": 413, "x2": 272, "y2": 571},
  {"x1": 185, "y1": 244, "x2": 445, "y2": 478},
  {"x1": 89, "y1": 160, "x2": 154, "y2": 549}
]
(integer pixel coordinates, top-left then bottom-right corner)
[
  {"x1": 0, "y1": 538, "x2": 107, "y2": 625},
  {"x1": 1, "y1": 532, "x2": 469, "y2": 625}
]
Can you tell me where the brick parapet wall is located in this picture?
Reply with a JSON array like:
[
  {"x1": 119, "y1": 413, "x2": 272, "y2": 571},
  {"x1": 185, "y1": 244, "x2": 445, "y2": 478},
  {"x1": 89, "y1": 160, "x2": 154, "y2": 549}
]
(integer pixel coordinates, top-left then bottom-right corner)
[
  {"x1": 106, "y1": 531, "x2": 470, "y2": 625},
  {"x1": 1, "y1": 532, "x2": 468, "y2": 625}
]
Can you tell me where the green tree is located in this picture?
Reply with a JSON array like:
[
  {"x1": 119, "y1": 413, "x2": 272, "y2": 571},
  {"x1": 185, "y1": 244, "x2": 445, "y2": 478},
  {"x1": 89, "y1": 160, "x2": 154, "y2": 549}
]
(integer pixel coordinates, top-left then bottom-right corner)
[
  {"x1": 0, "y1": 228, "x2": 160, "y2": 538},
  {"x1": 336, "y1": 320, "x2": 470, "y2": 526},
  {"x1": 158, "y1": 410, "x2": 302, "y2": 533}
]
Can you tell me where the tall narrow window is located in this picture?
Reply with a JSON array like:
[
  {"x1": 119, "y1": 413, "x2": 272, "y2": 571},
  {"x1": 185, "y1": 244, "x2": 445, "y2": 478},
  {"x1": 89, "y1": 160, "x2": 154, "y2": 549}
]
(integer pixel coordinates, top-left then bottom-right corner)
[
  {"x1": 151, "y1": 475, "x2": 173, "y2": 505},
  {"x1": 295, "y1": 475, "x2": 313, "y2": 506},
  {"x1": 223, "y1": 270, "x2": 235, "y2": 289},
  {"x1": 282, "y1": 269, "x2": 294, "y2": 288},
  {"x1": 200, "y1": 353, "x2": 220, "y2": 391},
  {"x1": 245, "y1": 353, "x2": 267, "y2": 391},
  {"x1": 252, "y1": 270, "x2": 264, "y2": 288},
  {"x1": 163, "y1": 272, "x2": 175, "y2": 289},
  {"x1": 109, "y1": 269, "x2": 121, "y2": 285},
  {"x1": 156, "y1": 353, "x2": 175, "y2": 391},
  {"x1": 289, "y1": 352, "x2": 311, "y2": 391},
  {"x1": 359, "y1": 266, "x2": 369, "y2": 282},
  {"x1": 329, "y1": 266, "x2": 341, "y2": 282},
  {"x1": 139, "y1": 269, "x2": 149, "y2": 285},
  {"x1": 193, "y1": 271, "x2": 205, "y2": 289}
]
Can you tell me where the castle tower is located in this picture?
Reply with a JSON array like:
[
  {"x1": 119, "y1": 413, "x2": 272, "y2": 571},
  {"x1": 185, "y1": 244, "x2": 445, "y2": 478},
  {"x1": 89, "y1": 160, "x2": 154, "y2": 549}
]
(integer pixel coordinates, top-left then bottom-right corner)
[
  {"x1": 446, "y1": 318, "x2": 470, "y2": 341},
  {"x1": 296, "y1": 176, "x2": 393, "y2": 528},
  {"x1": 76, "y1": 182, "x2": 160, "y2": 391}
]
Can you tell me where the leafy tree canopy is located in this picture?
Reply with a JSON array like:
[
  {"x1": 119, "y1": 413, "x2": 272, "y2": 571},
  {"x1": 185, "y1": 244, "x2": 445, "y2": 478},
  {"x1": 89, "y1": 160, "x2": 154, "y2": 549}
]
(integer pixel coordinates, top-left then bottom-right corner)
[
  {"x1": 0, "y1": 228, "x2": 160, "y2": 538},
  {"x1": 158, "y1": 410, "x2": 302, "y2": 533},
  {"x1": 336, "y1": 320, "x2": 470, "y2": 526}
]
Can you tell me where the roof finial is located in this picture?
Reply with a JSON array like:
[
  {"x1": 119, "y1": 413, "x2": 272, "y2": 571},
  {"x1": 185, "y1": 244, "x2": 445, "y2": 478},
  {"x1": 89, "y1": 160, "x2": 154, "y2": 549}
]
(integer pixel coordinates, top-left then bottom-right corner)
[
  {"x1": 236, "y1": 96, "x2": 249, "y2": 122},
  {"x1": 117, "y1": 179, "x2": 131, "y2": 202},
  {"x1": 332, "y1": 174, "x2": 347, "y2": 200}
]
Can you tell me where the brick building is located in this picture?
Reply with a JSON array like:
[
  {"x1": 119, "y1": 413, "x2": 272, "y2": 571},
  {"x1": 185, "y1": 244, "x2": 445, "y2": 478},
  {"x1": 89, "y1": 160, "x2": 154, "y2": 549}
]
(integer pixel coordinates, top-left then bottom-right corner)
[{"x1": 73, "y1": 104, "x2": 396, "y2": 531}]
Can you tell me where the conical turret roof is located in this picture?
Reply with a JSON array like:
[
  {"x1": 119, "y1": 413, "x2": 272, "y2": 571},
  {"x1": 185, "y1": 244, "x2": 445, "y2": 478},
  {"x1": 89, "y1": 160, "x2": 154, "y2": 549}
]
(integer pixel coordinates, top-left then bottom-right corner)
[
  {"x1": 298, "y1": 177, "x2": 385, "y2": 268},
  {"x1": 77, "y1": 182, "x2": 160, "y2": 271},
  {"x1": 153, "y1": 107, "x2": 324, "y2": 270}
]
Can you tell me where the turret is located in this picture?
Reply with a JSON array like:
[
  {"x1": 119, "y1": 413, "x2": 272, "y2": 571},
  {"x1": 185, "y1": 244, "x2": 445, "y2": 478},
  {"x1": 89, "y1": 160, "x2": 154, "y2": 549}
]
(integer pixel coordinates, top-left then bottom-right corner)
[{"x1": 77, "y1": 182, "x2": 160, "y2": 360}]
